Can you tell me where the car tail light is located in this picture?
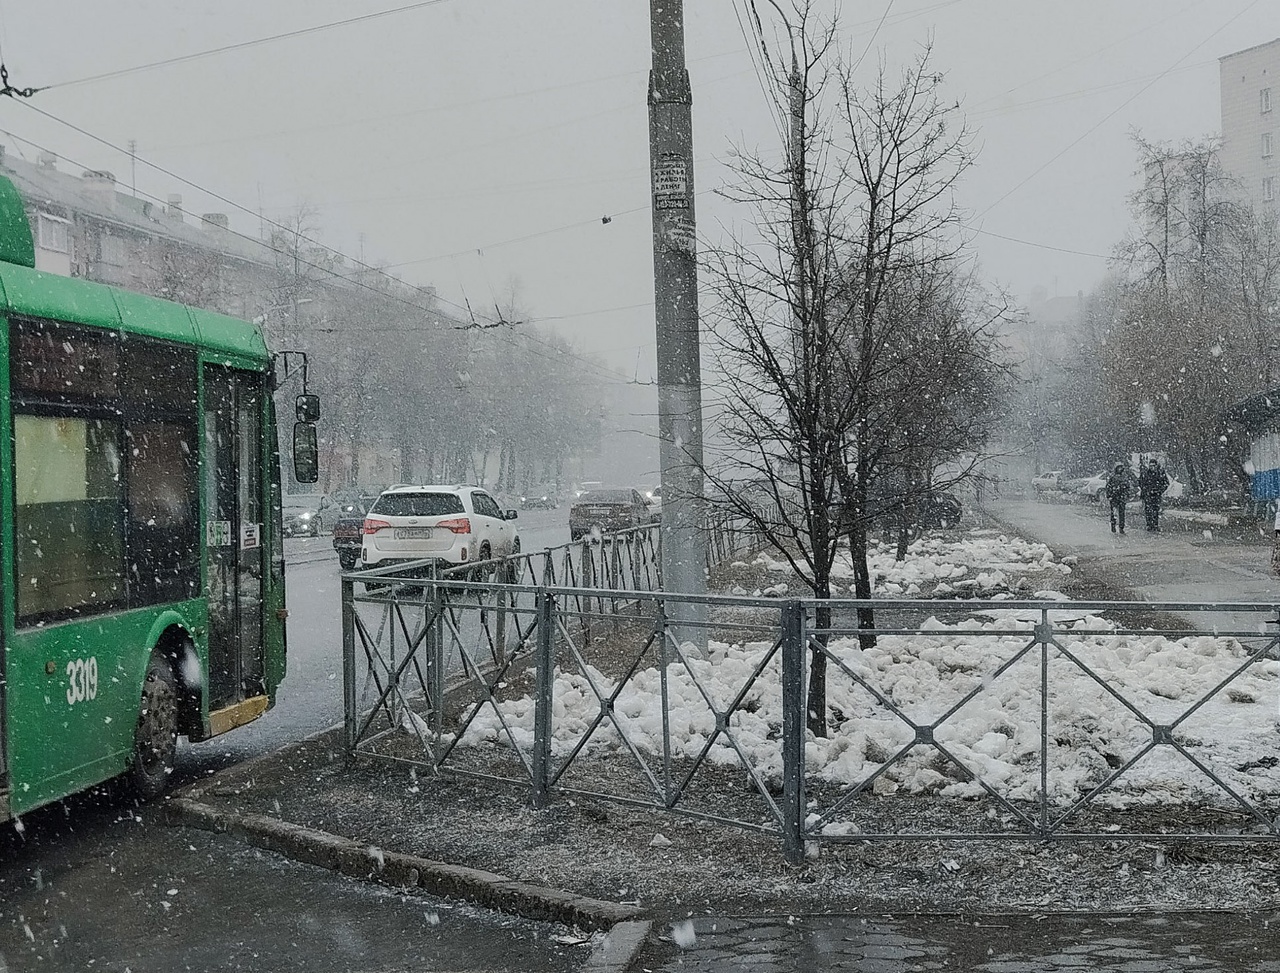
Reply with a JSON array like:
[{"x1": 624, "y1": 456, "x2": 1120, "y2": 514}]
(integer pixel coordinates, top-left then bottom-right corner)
[
  {"x1": 363, "y1": 518, "x2": 390, "y2": 535},
  {"x1": 436, "y1": 517, "x2": 471, "y2": 534}
]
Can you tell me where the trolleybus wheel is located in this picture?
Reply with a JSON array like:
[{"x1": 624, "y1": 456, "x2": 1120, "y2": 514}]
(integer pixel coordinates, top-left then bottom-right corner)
[{"x1": 126, "y1": 654, "x2": 178, "y2": 801}]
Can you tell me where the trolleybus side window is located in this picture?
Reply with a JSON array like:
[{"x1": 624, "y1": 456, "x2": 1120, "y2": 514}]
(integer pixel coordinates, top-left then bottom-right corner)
[
  {"x1": 10, "y1": 316, "x2": 199, "y2": 623},
  {"x1": 13, "y1": 414, "x2": 126, "y2": 619}
]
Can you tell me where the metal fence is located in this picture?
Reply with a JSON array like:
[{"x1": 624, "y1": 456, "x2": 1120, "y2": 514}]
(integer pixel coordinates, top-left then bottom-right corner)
[{"x1": 341, "y1": 561, "x2": 1280, "y2": 863}]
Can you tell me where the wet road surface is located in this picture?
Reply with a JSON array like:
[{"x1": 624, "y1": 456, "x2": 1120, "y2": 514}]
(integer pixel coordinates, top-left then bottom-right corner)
[{"x1": 632, "y1": 912, "x2": 1280, "y2": 972}]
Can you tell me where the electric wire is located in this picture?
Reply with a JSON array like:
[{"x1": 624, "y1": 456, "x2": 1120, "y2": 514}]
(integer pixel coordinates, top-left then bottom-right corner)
[
  {"x1": 732, "y1": 0, "x2": 789, "y2": 148},
  {"x1": 977, "y1": 0, "x2": 1262, "y2": 219},
  {"x1": 2, "y1": 119, "x2": 632, "y2": 385},
  {"x1": 41, "y1": 0, "x2": 458, "y2": 90},
  {"x1": 13, "y1": 4, "x2": 1234, "y2": 342},
  {"x1": 849, "y1": 0, "x2": 897, "y2": 76}
]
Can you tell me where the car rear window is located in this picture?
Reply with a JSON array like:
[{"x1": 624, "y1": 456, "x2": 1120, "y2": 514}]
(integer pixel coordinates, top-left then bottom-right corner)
[
  {"x1": 371, "y1": 492, "x2": 465, "y2": 517},
  {"x1": 577, "y1": 490, "x2": 633, "y2": 503}
]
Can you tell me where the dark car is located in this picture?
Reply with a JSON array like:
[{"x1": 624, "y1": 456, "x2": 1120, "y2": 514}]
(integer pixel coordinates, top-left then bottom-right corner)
[
  {"x1": 569, "y1": 488, "x2": 653, "y2": 540},
  {"x1": 332, "y1": 513, "x2": 364, "y2": 570},
  {"x1": 283, "y1": 494, "x2": 326, "y2": 537},
  {"x1": 859, "y1": 487, "x2": 963, "y2": 532},
  {"x1": 916, "y1": 491, "x2": 962, "y2": 529},
  {"x1": 520, "y1": 487, "x2": 560, "y2": 510},
  {"x1": 331, "y1": 493, "x2": 377, "y2": 570}
]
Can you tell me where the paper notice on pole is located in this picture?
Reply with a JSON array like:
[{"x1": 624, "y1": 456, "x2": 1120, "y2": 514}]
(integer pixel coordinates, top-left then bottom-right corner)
[
  {"x1": 653, "y1": 153, "x2": 688, "y2": 210},
  {"x1": 664, "y1": 215, "x2": 696, "y2": 254}
]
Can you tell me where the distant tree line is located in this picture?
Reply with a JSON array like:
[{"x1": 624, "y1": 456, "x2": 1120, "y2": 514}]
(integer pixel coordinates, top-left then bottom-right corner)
[{"x1": 254, "y1": 208, "x2": 609, "y2": 493}]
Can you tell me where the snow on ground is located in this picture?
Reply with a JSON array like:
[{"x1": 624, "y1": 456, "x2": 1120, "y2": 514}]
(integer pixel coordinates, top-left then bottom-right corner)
[
  {"x1": 462, "y1": 528, "x2": 1280, "y2": 809},
  {"x1": 748, "y1": 528, "x2": 1071, "y2": 598}
]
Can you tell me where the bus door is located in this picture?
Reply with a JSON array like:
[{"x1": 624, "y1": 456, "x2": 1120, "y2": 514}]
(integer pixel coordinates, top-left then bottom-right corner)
[{"x1": 203, "y1": 366, "x2": 265, "y2": 710}]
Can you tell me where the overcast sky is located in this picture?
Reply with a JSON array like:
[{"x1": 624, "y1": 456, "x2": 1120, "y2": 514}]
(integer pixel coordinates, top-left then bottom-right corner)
[{"x1": 1, "y1": 1, "x2": 1275, "y2": 376}]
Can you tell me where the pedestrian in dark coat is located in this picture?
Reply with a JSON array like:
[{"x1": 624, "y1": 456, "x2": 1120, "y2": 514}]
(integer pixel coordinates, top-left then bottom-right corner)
[
  {"x1": 1105, "y1": 463, "x2": 1132, "y2": 534},
  {"x1": 1138, "y1": 459, "x2": 1170, "y2": 531}
]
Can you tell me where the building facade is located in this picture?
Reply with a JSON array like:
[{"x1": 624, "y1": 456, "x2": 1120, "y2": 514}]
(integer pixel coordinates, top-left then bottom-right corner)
[{"x1": 1220, "y1": 38, "x2": 1280, "y2": 211}]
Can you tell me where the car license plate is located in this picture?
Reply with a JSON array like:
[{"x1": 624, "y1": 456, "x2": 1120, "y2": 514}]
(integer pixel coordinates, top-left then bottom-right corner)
[{"x1": 394, "y1": 527, "x2": 432, "y2": 539}]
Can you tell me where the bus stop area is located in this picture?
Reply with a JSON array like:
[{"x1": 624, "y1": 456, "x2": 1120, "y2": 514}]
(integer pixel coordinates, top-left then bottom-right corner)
[{"x1": 161, "y1": 500, "x2": 1280, "y2": 972}]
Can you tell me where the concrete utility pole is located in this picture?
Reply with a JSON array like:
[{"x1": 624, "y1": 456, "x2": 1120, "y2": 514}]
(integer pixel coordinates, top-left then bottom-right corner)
[{"x1": 648, "y1": 0, "x2": 707, "y2": 642}]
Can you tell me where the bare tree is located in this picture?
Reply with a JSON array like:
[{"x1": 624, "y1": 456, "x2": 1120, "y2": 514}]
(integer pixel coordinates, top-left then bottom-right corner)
[
  {"x1": 1088, "y1": 135, "x2": 1275, "y2": 491},
  {"x1": 703, "y1": 3, "x2": 1007, "y2": 734}
]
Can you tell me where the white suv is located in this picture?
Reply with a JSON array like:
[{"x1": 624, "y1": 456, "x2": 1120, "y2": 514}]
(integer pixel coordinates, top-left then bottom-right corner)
[{"x1": 360, "y1": 485, "x2": 520, "y2": 572}]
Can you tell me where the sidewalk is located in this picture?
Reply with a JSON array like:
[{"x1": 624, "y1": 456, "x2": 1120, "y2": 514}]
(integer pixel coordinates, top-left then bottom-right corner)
[
  {"x1": 985, "y1": 495, "x2": 1280, "y2": 633},
  {"x1": 165, "y1": 508, "x2": 1280, "y2": 972}
]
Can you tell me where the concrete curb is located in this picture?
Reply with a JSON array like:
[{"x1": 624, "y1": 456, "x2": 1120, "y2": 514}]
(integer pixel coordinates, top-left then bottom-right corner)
[
  {"x1": 584, "y1": 920, "x2": 653, "y2": 971},
  {"x1": 164, "y1": 796, "x2": 644, "y2": 934}
]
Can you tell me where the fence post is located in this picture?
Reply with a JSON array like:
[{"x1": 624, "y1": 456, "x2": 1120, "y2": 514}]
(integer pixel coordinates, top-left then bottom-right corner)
[
  {"x1": 780, "y1": 599, "x2": 806, "y2": 865},
  {"x1": 388, "y1": 584, "x2": 398, "y2": 726},
  {"x1": 429, "y1": 577, "x2": 445, "y2": 754},
  {"x1": 531, "y1": 588, "x2": 556, "y2": 808},
  {"x1": 495, "y1": 571, "x2": 509, "y2": 668},
  {"x1": 1037, "y1": 607, "x2": 1051, "y2": 838},
  {"x1": 342, "y1": 573, "x2": 358, "y2": 752},
  {"x1": 657, "y1": 597, "x2": 672, "y2": 805}
]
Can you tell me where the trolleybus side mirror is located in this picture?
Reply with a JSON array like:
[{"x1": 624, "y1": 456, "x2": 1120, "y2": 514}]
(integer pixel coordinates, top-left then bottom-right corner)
[
  {"x1": 296, "y1": 393, "x2": 320, "y2": 423},
  {"x1": 293, "y1": 422, "x2": 319, "y2": 484}
]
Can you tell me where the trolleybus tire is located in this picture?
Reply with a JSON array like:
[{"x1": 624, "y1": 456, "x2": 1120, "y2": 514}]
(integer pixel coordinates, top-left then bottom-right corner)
[{"x1": 126, "y1": 654, "x2": 179, "y2": 801}]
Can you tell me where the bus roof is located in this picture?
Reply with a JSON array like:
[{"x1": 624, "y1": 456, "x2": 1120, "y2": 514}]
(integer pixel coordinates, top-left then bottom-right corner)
[{"x1": 0, "y1": 173, "x2": 269, "y2": 366}]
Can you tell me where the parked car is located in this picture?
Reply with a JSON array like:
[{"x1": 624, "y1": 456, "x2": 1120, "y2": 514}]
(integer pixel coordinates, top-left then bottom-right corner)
[
  {"x1": 283, "y1": 493, "x2": 327, "y2": 537},
  {"x1": 1078, "y1": 469, "x2": 1186, "y2": 503},
  {"x1": 868, "y1": 488, "x2": 963, "y2": 531},
  {"x1": 569, "y1": 488, "x2": 654, "y2": 540},
  {"x1": 360, "y1": 485, "x2": 520, "y2": 574},
  {"x1": 1031, "y1": 471, "x2": 1062, "y2": 492},
  {"x1": 644, "y1": 485, "x2": 663, "y2": 522},
  {"x1": 1077, "y1": 471, "x2": 1110, "y2": 502},
  {"x1": 917, "y1": 491, "x2": 962, "y2": 529}
]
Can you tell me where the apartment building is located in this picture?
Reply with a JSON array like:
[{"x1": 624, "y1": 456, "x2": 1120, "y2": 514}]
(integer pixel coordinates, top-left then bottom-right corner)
[
  {"x1": 0, "y1": 144, "x2": 279, "y2": 317},
  {"x1": 1220, "y1": 37, "x2": 1280, "y2": 211}
]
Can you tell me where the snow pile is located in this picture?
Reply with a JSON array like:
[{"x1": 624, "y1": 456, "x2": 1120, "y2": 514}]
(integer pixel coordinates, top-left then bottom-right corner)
[
  {"x1": 458, "y1": 528, "x2": 1280, "y2": 808},
  {"x1": 752, "y1": 529, "x2": 1069, "y2": 597},
  {"x1": 463, "y1": 621, "x2": 1280, "y2": 806}
]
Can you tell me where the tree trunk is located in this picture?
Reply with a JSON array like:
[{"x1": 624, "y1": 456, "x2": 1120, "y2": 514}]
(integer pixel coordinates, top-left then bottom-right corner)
[
  {"x1": 807, "y1": 583, "x2": 831, "y2": 738},
  {"x1": 895, "y1": 523, "x2": 909, "y2": 561},
  {"x1": 847, "y1": 521, "x2": 877, "y2": 649}
]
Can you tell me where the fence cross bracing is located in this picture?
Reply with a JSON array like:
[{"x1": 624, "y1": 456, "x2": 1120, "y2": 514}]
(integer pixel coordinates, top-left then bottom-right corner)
[{"x1": 342, "y1": 564, "x2": 1280, "y2": 864}]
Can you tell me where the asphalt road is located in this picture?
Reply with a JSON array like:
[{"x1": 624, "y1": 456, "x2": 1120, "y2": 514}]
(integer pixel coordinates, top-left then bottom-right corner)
[
  {"x1": 0, "y1": 800, "x2": 590, "y2": 972},
  {"x1": 1, "y1": 508, "x2": 589, "y2": 973}
]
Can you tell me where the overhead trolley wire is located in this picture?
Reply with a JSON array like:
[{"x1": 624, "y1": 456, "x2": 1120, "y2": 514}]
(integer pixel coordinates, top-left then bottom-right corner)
[
  {"x1": 977, "y1": 0, "x2": 1262, "y2": 220},
  {"x1": 39, "y1": 0, "x2": 458, "y2": 91},
  {"x1": 3, "y1": 109, "x2": 633, "y2": 385}
]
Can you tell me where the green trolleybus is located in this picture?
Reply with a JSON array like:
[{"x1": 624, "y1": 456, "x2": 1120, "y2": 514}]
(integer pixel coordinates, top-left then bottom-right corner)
[{"x1": 0, "y1": 173, "x2": 318, "y2": 822}]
